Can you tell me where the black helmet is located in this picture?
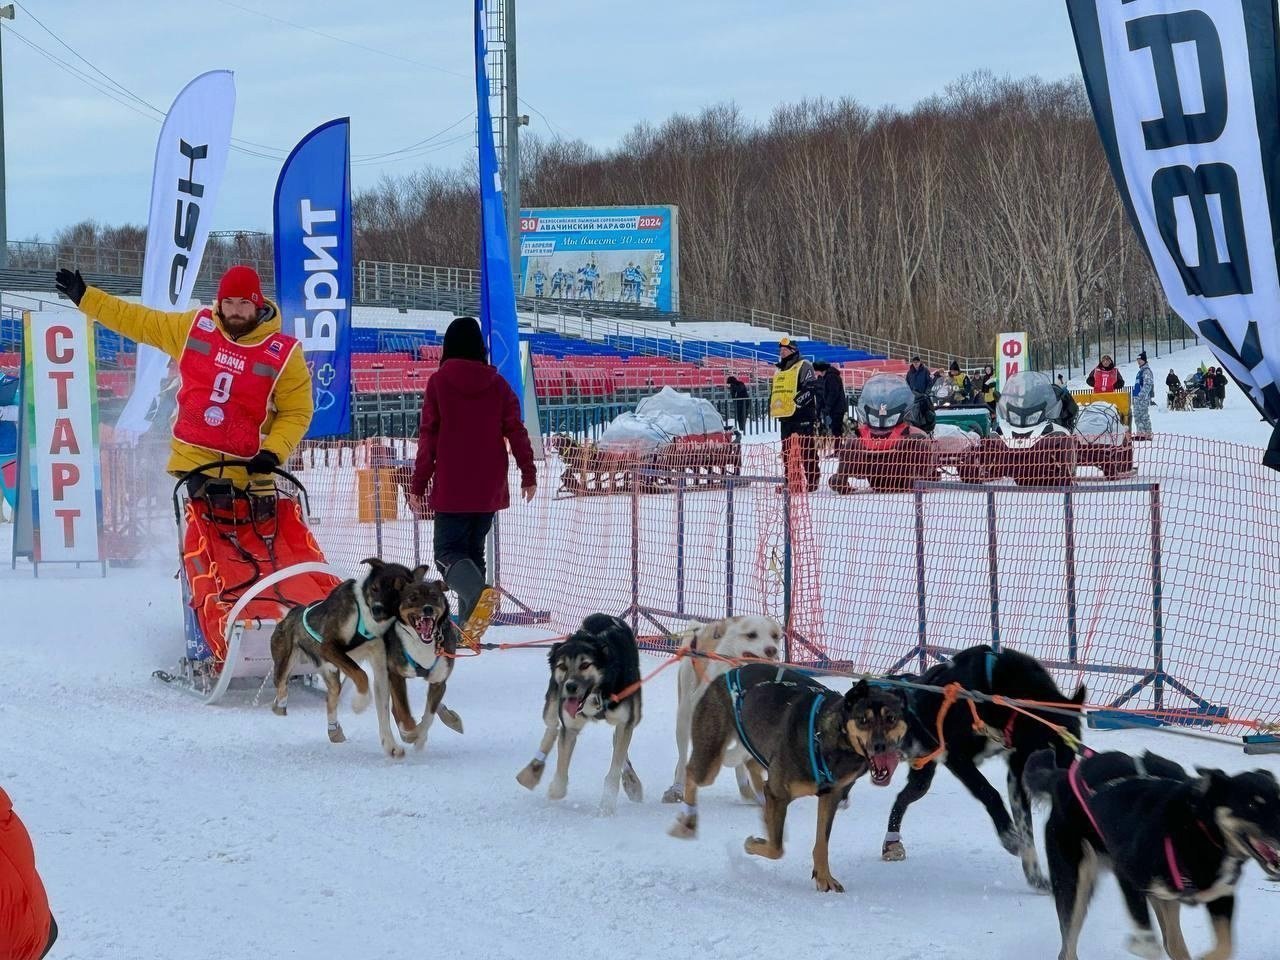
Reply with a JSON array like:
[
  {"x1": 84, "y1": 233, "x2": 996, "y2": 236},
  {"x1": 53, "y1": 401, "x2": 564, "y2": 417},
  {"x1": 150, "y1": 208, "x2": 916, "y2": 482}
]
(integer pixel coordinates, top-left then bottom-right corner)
[
  {"x1": 996, "y1": 371, "x2": 1062, "y2": 429},
  {"x1": 857, "y1": 374, "x2": 914, "y2": 429}
]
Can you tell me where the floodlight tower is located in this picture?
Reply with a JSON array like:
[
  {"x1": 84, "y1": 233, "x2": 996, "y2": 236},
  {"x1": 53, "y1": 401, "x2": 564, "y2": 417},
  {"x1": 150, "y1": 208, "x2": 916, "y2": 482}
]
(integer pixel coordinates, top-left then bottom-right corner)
[{"x1": 485, "y1": 0, "x2": 528, "y2": 290}]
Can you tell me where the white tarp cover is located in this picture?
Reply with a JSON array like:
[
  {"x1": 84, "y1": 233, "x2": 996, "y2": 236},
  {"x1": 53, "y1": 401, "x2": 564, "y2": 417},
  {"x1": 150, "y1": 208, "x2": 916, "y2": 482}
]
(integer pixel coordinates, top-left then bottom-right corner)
[{"x1": 598, "y1": 386, "x2": 726, "y2": 451}]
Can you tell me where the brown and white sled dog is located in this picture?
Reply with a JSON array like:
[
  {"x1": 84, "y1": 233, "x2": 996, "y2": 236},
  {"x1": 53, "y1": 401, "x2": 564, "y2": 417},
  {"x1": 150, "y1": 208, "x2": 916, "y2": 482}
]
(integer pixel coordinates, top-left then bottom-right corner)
[
  {"x1": 662, "y1": 615, "x2": 783, "y2": 804},
  {"x1": 270, "y1": 557, "x2": 425, "y2": 758},
  {"x1": 516, "y1": 614, "x2": 643, "y2": 816},
  {"x1": 384, "y1": 573, "x2": 465, "y2": 750}
]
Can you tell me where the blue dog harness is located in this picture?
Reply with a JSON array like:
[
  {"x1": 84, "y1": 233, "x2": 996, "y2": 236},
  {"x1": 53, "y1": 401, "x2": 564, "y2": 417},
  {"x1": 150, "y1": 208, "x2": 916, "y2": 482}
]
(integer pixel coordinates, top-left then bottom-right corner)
[
  {"x1": 807, "y1": 694, "x2": 838, "y2": 792},
  {"x1": 301, "y1": 602, "x2": 379, "y2": 644},
  {"x1": 727, "y1": 668, "x2": 770, "y2": 767}
]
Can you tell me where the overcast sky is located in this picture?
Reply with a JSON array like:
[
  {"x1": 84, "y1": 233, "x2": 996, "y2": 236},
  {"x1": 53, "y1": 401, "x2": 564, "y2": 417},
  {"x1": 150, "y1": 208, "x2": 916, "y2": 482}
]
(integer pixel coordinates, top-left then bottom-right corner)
[{"x1": 0, "y1": 0, "x2": 1083, "y2": 242}]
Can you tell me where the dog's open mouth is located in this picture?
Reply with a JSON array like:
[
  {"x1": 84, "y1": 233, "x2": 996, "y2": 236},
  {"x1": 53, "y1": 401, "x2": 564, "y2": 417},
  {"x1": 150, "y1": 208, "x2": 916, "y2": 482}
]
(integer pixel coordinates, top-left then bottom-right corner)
[
  {"x1": 868, "y1": 751, "x2": 900, "y2": 787},
  {"x1": 1250, "y1": 837, "x2": 1280, "y2": 878},
  {"x1": 563, "y1": 697, "x2": 584, "y2": 719}
]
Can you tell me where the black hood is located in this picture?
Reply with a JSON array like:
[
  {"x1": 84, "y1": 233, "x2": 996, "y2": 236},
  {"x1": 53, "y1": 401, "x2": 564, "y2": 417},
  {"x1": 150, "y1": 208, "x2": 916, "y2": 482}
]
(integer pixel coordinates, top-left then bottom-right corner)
[{"x1": 442, "y1": 316, "x2": 488, "y2": 363}]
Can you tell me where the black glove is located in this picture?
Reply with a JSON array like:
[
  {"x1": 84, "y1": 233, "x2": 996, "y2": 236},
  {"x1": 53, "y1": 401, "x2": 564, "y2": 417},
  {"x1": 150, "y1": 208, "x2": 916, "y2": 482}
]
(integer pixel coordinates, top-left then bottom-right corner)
[
  {"x1": 246, "y1": 450, "x2": 280, "y2": 476},
  {"x1": 55, "y1": 268, "x2": 87, "y2": 306}
]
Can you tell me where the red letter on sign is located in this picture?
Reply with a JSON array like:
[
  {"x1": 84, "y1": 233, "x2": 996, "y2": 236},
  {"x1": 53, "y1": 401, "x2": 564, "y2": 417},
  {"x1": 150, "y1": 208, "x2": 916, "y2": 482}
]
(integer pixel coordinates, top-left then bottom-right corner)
[
  {"x1": 1005, "y1": 361, "x2": 1021, "y2": 379},
  {"x1": 51, "y1": 462, "x2": 79, "y2": 500},
  {"x1": 1001, "y1": 340, "x2": 1023, "y2": 359},
  {"x1": 53, "y1": 508, "x2": 80, "y2": 548},
  {"x1": 45, "y1": 325, "x2": 74, "y2": 363},
  {"x1": 49, "y1": 418, "x2": 81, "y2": 455},
  {"x1": 48, "y1": 370, "x2": 74, "y2": 409}
]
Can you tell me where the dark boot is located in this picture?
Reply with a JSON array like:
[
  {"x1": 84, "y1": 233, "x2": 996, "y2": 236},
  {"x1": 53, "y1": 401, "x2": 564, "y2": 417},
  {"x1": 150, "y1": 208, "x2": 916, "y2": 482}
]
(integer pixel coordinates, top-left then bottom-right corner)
[{"x1": 445, "y1": 559, "x2": 498, "y2": 645}]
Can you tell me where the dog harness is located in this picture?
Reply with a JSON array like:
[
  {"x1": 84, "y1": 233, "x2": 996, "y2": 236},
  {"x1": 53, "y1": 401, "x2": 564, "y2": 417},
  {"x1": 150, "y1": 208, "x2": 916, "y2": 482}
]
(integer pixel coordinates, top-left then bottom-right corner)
[
  {"x1": 726, "y1": 669, "x2": 771, "y2": 768},
  {"x1": 982, "y1": 650, "x2": 1018, "y2": 749},
  {"x1": 806, "y1": 694, "x2": 837, "y2": 792},
  {"x1": 300, "y1": 602, "x2": 379, "y2": 645},
  {"x1": 1067, "y1": 752, "x2": 1216, "y2": 894}
]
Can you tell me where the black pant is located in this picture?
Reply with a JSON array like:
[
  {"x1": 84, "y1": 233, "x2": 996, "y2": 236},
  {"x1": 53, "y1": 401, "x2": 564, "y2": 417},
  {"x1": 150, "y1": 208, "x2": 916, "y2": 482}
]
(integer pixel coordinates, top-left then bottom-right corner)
[
  {"x1": 733, "y1": 398, "x2": 749, "y2": 432},
  {"x1": 780, "y1": 420, "x2": 820, "y2": 492},
  {"x1": 433, "y1": 512, "x2": 494, "y2": 579}
]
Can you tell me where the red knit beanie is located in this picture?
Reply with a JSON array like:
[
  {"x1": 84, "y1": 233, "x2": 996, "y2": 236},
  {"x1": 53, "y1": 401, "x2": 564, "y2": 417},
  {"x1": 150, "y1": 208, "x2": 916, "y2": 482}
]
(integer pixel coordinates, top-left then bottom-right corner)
[{"x1": 216, "y1": 265, "x2": 264, "y2": 307}]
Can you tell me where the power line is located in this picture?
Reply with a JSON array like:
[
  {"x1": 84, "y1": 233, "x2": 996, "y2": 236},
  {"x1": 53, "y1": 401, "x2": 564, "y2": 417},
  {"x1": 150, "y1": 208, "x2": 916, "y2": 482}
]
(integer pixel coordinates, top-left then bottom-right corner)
[
  {"x1": 1, "y1": 11, "x2": 483, "y2": 165},
  {"x1": 212, "y1": 0, "x2": 572, "y2": 145}
]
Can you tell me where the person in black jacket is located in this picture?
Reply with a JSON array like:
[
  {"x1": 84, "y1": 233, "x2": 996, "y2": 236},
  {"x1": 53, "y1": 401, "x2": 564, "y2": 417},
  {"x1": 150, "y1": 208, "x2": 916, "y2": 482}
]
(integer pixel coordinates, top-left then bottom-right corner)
[
  {"x1": 726, "y1": 375, "x2": 750, "y2": 433},
  {"x1": 811, "y1": 361, "x2": 848, "y2": 439},
  {"x1": 906, "y1": 356, "x2": 931, "y2": 395}
]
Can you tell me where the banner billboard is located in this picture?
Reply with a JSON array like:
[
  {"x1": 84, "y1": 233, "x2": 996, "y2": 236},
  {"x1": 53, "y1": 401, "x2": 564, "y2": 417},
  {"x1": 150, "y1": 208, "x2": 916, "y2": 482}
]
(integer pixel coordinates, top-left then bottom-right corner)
[
  {"x1": 475, "y1": 0, "x2": 524, "y2": 408},
  {"x1": 519, "y1": 205, "x2": 680, "y2": 311},
  {"x1": 996, "y1": 331, "x2": 1029, "y2": 390},
  {"x1": 117, "y1": 70, "x2": 236, "y2": 438},
  {"x1": 273, "y1": 117, "x2": 353, "y2": 439},
  {"x1": 17, "y1": 309, "x2": 103, "y2": 565},
  {"x1": 1066, "y1": 0, "x2": 1280, "y2": 465}
]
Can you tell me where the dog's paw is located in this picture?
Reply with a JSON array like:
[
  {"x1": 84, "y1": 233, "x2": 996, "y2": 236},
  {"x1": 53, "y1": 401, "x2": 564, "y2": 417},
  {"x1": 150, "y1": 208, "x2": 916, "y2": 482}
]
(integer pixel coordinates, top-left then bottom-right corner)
[
  {"x1": 881, "y1": 840, "x2": 906, "y2": 862},
  {"x1": 668, "y1": 813, "x2": 698, "y2": 839},
  {"x1": 661, "y1": 785, "x2": 684, "y2": 804},
  {"x1": 597, "y1": 795, "x2": 618, "y2": 818},
  {"x1": 547, "y1": 778, "x2": 568, "y2": 801},
  {"x1": 351, "y1": 687, "x2": 370, "y2": 715},
  {"x1": 327, "y1": 725, "x2": 347, "y2": 744},
  {"x1": 516, "y1": 759, "x2": 545, "y2": 791},
  {"x1": 1124, "y1": 931, "x2": 1161, "y2": 960},
  {"x1": 744, "y1": 837, "x2": 782, "y2": 860},
  {"x1": 812, "y1": 871, "x2": 845, "y2": 894},
  {"x1": 383, "y1": 742, "x2": 405, "y2": 760},
  {"x1": 1025, "y1": 870, "x2": 1052, "y2": 894},
  {"x1": 436, "y1": 705, "x2": 464, "y2": 734},
  {"x1": 398, "y1": 724, "x2": 421, "y2": 745},
  {"x1": 622, "y1": 765, "x2": 643, "y2": 803},
  {"x1": 271, "y1": 702, "x2": 287, "y2": 717}
]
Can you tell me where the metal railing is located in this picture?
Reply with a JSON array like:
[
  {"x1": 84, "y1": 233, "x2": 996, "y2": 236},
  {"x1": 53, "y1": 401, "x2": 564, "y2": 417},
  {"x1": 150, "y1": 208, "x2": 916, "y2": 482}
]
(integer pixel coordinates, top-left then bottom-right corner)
[
  {"x1": 5, "y1": 240, "x2": 275, "y2": 286},
  {"x1": 354, "y1": 258, "x2": 973, "y2": 367}
]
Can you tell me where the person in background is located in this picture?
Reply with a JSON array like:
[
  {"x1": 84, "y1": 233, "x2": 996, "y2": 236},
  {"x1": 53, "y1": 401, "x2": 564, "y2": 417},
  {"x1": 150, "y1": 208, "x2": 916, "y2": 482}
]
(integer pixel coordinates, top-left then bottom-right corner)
[
  {"x1": 1, "y1": 785, "x2": 57, "y2": 960},
  {"x1": 1208, "y1": 366, "x2": 1228, "y2": 407},
  {"x1": 726, "y1": 375, "x2": 750, "y2": 434},
  {"x1": 811, "y1": 361, "x2": 848, "y2": 443},
  {"x1": 1087, "y1": 355, "x2": 1125, "y2": 392},
  {"x1": 906, "y1": 355, "x2": 931, "y2": 395},
  {"x1": 409, "y1": 317, "x2": 537, "y2": 645},
  {"x1": 769, "y1": 337, "x2": 820, "y2": 492},
  {"x1": 1053, "y1": 381, "x2": 1080, "y2": 431},
  {"x1": 1056, "y1": 373, "x2": 1066, "y2": 387},
  {"x1": 1132, "y1": 351, "x2": 1153, "y2": 439},
  {"x1": 947, "y1": 360, "x2": 972, "y2": 403},
  {"x1": 1165, "y1": 368, "x2": 1183, "y2": 408},
  {"x1": 980, "y1": 365, "x2": 999, "y2": 421}
]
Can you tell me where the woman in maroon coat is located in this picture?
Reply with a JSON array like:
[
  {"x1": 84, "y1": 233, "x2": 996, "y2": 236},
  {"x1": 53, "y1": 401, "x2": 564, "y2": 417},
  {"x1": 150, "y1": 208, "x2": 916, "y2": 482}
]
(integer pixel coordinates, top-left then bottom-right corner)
[{"x1": 409, "y1": 317, "x2": 537, "y2": 642}]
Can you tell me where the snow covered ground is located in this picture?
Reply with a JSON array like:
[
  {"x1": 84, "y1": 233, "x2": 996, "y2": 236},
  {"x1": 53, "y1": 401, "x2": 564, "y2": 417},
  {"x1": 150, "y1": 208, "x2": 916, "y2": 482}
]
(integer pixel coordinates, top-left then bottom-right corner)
[
  {"x1": 3, "y1": 560, "x2": 1278, "y2": 960},
  {"x1": 2, "y1": 342, "x2": 1279, "y2": 959}
]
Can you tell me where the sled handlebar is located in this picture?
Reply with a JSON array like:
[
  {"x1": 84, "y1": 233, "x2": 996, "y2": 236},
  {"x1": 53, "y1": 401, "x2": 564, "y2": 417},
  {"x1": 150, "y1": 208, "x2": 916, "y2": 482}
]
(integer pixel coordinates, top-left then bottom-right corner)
[{"x1": 171, "y1": 459, "x2": 311, "y2": 525}]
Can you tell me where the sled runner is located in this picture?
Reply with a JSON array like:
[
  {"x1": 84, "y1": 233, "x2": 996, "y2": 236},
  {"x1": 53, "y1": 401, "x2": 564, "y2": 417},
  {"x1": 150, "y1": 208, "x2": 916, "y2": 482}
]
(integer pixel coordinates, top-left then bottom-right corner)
[{"x1": 156, "y1": 461, "x2": 342, "y2": 704}]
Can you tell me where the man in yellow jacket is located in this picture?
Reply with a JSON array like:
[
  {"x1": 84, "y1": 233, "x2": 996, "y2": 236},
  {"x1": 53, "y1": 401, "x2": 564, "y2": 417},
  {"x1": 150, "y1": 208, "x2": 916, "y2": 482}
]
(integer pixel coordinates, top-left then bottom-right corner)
[{"x1": 54, "y1": 265, "x2": 313, "y2": 497}]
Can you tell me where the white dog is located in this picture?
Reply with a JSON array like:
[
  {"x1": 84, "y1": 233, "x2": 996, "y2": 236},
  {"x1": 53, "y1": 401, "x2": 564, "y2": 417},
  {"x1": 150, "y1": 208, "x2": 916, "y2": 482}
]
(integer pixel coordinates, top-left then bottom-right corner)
[{"x1": 661, "y1": 615, "x2": 783, "y2": 804}]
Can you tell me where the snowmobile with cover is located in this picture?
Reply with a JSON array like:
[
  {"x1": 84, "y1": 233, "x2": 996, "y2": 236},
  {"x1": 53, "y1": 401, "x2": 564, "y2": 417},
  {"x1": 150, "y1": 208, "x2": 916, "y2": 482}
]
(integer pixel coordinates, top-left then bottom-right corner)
[
  {"x1": 959, "y1": 372, "x2": 1079, "y2": 486},
  {"x1": 830, "y1": 374, "x2": 939, "y2": 493}
]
